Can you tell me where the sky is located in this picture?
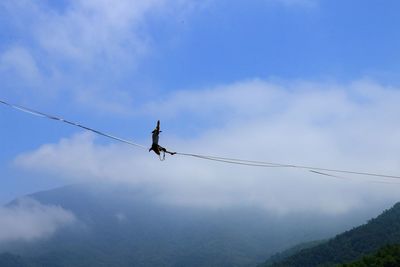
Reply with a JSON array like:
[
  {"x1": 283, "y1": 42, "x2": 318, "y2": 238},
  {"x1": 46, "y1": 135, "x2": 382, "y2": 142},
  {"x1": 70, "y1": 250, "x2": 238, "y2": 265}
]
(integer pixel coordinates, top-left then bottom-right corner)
[{"x1": 1, "y1": 0, "x2": 400, "y2": 231}]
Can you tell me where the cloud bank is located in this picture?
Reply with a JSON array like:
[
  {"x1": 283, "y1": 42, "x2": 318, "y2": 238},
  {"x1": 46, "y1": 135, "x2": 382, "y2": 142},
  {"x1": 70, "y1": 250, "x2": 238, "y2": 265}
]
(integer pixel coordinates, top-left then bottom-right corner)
[
  {"x1": 0, "y1": 0, "x2": 201, "y2": 112},
  {"x1": 14, "y1": 79, "x2": 400, "y2": 215},
  {"x1": 0, "y1": 198, "x2": 76, "y2": 243}
]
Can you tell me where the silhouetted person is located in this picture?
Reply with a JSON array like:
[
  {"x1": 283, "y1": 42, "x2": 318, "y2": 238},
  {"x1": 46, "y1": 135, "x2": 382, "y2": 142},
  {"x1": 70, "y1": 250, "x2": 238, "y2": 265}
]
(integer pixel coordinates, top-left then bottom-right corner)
[{"x1": 149, "y1": 120, "x2": 176, "y2": 158}]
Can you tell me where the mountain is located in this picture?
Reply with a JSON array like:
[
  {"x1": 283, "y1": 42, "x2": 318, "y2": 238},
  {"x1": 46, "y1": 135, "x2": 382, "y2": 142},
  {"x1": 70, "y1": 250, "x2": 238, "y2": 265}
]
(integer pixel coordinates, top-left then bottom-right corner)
[
  {"x1": 261, "y1": 202, "x2": 400, "y2": 267},
  {"x1": 338, "y1": 244, "x2": 400, "y2": 267},
  {"x1": 0, "y1": 253, "x2": 31, "y2": 267},
  {"x1": 0, "y1": 184, "x2": 385, "y2": 267},
  {"x1": 259, "y1": 239, "x2": 326, "y2": 266}
]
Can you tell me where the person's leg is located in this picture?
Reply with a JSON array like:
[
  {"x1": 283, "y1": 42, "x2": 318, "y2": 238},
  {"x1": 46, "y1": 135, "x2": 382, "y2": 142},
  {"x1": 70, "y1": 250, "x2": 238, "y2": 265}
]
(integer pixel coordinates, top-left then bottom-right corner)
[{"x1": 151, "y1": 144, "x2": 160, "y2": 155}]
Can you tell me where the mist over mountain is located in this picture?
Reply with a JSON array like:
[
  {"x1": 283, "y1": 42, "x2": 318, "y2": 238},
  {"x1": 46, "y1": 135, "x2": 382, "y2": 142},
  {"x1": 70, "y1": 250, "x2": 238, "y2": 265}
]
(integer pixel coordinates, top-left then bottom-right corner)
[
  {"x1": 261, "y1": 202, "x2": 400, "y2": 267},
  {"x1": 0, "y1": 183, "x2": 390, "y2": 267}
]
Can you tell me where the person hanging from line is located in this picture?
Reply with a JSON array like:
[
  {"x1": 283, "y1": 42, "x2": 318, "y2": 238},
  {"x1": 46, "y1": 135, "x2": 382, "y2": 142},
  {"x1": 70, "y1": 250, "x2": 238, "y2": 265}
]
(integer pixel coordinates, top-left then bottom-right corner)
[{"x1": 149, "y1": 120, "x2": 176, "y2": 159}]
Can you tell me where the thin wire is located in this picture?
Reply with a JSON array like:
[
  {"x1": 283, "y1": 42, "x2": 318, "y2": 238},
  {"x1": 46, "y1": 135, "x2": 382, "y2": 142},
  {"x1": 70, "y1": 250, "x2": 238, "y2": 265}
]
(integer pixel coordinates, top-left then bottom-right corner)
[
  {"x1": 182, "y1": 153, "x2": 400, "y2": 184},
  {"x1": 180, "y1": 153, "x2": 283, "y2": 167},
  {"x1": 0, "y1": 99, "x2": 147, "y2": 149},
  {"x1": 177, "y1": 152, "x2": 400, "y2": 180},
  {"x1": 309, "y1": 170, "x2": 347, "y2": 180},
  {"x1": 309, "y1": 170, "x2": 400, "y2": 185},
  {"x1": 177, "y1": 152, "x2": 291, "y2": 167},
  {"x1": 2, "y1": 99, "x2": 400, "y2": 181}
]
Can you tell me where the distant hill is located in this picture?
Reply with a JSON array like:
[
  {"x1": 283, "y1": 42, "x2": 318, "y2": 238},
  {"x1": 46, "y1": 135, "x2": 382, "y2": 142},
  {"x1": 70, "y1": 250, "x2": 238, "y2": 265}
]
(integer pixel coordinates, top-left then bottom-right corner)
[
  {"x1": 259, "y1": 239, "x2": 326, "y2": 266},
  {"x1": 0, "y1": 184, "x2": 370, "y2": 267},
  {"x1": 261, "y1": 202, "x2": 400, "y2": 267},
  {"x1": 0, "y1": 253, "x2": 31, "y2": 267},
  {"x1": 338, "y1": 244, "x2": 400, "y2": 267}
]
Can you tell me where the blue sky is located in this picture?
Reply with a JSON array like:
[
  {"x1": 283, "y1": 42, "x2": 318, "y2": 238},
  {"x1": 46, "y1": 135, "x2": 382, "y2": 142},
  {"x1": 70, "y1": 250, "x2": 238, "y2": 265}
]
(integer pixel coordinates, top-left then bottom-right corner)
[
  {"x1": 144, "y1": 0, "x2": 400, "y2": 87},
  {"x1": 1, "y1": 0, "x2": 400, "y2": 214}
]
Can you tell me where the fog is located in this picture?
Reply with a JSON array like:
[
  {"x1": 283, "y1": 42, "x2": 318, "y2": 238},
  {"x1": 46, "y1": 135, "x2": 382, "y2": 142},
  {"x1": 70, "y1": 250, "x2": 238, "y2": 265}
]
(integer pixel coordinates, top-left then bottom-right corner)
[
  {"x1": 14, "y1": 80, "x2": 400, "y2": 216},
  {"x1": 0, "y1": 197, "x2": 75, "y2": 243}
]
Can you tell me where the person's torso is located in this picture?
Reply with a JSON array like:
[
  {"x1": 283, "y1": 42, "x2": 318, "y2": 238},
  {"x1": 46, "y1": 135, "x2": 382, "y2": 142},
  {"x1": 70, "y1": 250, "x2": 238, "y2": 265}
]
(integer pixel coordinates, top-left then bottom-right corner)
[{"x1": 152, "y1": 132, "x2": 159, "y2": 144}]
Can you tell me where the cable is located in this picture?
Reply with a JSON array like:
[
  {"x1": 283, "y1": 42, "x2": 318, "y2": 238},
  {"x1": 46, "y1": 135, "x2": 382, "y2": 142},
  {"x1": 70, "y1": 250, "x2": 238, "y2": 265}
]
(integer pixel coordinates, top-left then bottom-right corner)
[
  {"x1": 178, "y1": 153, "x2": 284, "y2": 167},
  {"x1": 0, "y1": 99, "x2": 147, "y2": 150},
  {"x1": 176, "y1": 152, "x2": 400, "y2": 180},
  {"x1": 309, "y1": 170, "x2": 346, "y2": 180},
  {"x1": 1, "y1": 98, "x2": 400, "y2": 181},
  {"x1": 178, "y1": 153, "x2": 400, "y2": 184}
]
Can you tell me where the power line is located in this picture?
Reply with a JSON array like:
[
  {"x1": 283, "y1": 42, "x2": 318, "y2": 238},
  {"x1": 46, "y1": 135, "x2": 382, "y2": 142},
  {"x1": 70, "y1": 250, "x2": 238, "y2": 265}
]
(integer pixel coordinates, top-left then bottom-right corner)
[{"x1": 1, "y1": 99, "x2": 400, "y2": 181}]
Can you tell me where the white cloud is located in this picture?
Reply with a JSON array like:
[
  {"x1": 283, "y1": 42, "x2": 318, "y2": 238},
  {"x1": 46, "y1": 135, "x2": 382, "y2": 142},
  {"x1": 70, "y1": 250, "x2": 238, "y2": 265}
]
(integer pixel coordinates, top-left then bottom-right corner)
[
  {"x1": 75, "y1": 87, "x2": 135, "y2": 116},
  {"x1": 0, "y1": 0, "x2": 314, "y2": 113},
  {"x1": 0, "y1": 198, "x2": 76, "y2": 243},
  {"x1": 141, "y1": 79, "x2": 287, "y2": 119},
  {"x1": 3, "y1": 0, "x2": 176, "y2": 64},
  {"x1": 33, "y1": 0, "x2": 159, "y2": 64},
  {"x1": 14, "y1": 79, "x2": 400, "y2": 215},
  {"x1": 0, "y1": 0, "x2": 199, "y2": 112},
  {"x1": 0, "y1": 46, "x2": 41, "y2": 85}
]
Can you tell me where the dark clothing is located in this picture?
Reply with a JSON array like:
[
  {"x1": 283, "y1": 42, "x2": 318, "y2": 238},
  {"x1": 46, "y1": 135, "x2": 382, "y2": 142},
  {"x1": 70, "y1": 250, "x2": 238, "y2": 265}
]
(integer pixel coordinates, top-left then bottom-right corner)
[
  {"x1": 150, "y1": 143, "x2": 166, "y2": 155},
  {"x1": 149, "y1": 120, "x2": 176, "y2": 156},
  {"x1": 152, "y1": 132, "x2": 159, "y2": 145}
]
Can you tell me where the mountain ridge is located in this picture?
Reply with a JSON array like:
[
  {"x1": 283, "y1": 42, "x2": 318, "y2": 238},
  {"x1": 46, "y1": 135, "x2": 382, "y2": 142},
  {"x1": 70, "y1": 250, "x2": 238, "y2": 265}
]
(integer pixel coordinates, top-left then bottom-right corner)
[
  {"x1": 261, "y1": 202, "x2": 400, "y2": 266},
  {"x1": 0, "y1": 184, "x2": 393, "y2": 267}
]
